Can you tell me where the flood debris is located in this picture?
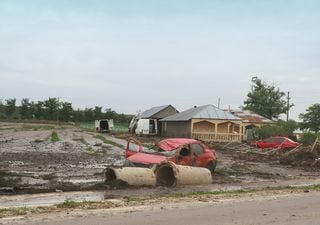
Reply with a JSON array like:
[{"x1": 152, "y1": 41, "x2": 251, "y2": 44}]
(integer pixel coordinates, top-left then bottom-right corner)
[{"x1": 219, "y1": 139, "x2": 320, "y2": 170}]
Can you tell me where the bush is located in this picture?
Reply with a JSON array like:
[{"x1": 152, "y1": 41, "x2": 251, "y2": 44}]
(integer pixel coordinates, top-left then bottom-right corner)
[
  {"x1": 51, "y1": 131, "x2": 60, "y2": 142},
  {"x1": 253, "y1": 120, "x2": 298, "y2": 140},
  {"x1": 299, "y1": 131, "x2": 318, "y2": 146}
]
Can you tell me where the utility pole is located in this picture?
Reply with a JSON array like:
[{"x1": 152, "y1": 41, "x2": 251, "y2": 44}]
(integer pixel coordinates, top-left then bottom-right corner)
[
  {"x1": 217, "y1": 97, "x2": 221, "y2": 109},
  {"x1": 286, "y1": 91, "x2": 290, "y2": 122}
]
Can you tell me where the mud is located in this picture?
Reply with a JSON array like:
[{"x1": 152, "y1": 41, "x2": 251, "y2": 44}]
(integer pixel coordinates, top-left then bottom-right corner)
[
  {"x1": 0, "y1": 122, "x2": 125, "y2": 194},
  {"x1": 0, "y1": 121, "x2": 319, "y2": 197}
]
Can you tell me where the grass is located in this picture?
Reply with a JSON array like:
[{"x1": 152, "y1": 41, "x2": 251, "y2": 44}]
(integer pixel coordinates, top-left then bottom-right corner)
[
  {"x1": 51, "y1": 131, "x2": 60, "y2": 142},
  {"x1": 57, "y1": 199, "x2": 78, "y2": 208},
  {"x1": 73, "y1": 137, "x2": 89, "y2": 145},
  {"x1": 79, "y1": 122, "x2": 129, "y2": 133},
  {"x1": 94, "y1": 135, "x2": 123, "y2": 148}
]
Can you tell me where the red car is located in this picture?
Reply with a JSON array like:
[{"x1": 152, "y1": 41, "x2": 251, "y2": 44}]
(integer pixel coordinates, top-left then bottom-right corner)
[
  {"x1": 125, "y1": 138, "x2": 217, "y2": 173},
  {"x1": 253, "y1": 136, "x2": 299, "y2": 150}
]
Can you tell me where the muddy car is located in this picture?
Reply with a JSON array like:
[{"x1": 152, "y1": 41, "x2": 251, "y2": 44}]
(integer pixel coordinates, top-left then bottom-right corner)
[
  {"x1": 252, "y1": 136, "x2": 299, "y2": 150},
  {"x1": 125, "y1": 138, "x2": 217, "y2": 173}
]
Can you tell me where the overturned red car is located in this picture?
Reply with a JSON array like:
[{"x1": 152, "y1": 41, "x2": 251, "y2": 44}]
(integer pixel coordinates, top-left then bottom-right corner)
[
  {"x1": 125, "y1": 138, "x2": 217, "y2": 173},
  {"x1": 252, "y1": 136, "x2": 299, "y2": 150}
]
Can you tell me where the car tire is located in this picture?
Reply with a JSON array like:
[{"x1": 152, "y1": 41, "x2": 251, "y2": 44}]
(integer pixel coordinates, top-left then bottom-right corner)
[{"x1": 206, "y1": 160, "x2": 216, "y2": 173}]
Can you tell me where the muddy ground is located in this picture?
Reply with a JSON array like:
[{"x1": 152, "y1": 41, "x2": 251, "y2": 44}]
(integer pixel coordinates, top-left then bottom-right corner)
[{"x1": 0, "y1": 121, "x2": 319, "y2": 196}]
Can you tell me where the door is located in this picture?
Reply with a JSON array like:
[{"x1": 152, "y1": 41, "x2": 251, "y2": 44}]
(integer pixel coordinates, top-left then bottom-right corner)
[
  {"x1": 176, "y1": 145, "x2": 194, "y2": 166},
  {"x1": 125, "y1": 139, "x2": 142, "y2": 158},
  {"x1": 191, "y1": 143, "x2": 208, "y2": 167}
]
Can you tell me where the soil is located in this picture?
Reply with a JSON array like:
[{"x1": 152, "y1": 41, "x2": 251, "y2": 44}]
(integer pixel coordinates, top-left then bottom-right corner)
[
  {"x1": 0, "y1": 121, "x2": 319, "y2": 196},
  {"x1": 0, "y1": 122, "x2": 125, "y2": 194}
]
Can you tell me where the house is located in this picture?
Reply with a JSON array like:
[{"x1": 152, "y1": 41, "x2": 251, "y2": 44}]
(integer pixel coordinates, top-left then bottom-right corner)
[
  {"x1": 139, "y1": 105, "x2": 178, "y2": 120},
  {"x1": 226, "y1": 109, "x2": 274, "y2": 142},
  {"x1": 160, "y1": 105, "x2": 243, "y2": 142},
  {"x1": 132, "y1": 105, "x2": 178, "y2": 135}
]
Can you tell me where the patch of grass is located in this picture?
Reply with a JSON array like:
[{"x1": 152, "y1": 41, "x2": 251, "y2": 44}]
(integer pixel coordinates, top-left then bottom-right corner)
[
  {"x1": 0, "y1": 208, "x2": 7, "y2": 213},
  {"x1": 124, "y1": 196, "x2": 141, "y2": 202},
  {"x1": 94, "y1": 135, "x2": 123, "y2": 148},
  {"x1": 13, "y1": 207, "x2": 28, "y2": 215},
  {"x1": 51, "y1": 131, "x2": 60, "y2": 142},
  {"x1": 0, "y1": 171, "x2": 21, "y2": 186},
  {"x1": 57, "y1": 199, "x2": 78, "y2": 208},
  {"x1": 73, "y1": 137, "x2": 89, "y2": 145}
]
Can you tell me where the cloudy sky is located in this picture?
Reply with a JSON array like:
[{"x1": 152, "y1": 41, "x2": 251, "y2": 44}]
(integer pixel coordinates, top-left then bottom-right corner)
[{"x1": 1, "y1": 0, "x2": 320, "y2": 119}]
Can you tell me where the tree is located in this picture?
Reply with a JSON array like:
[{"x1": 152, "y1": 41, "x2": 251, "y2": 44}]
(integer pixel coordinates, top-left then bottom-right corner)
[
  {"x1": 20, "y1": 98, "x2": 32, "y2": 119},
  {"x1": 299, "y1": 104, "x2": 320, "y2": 132},
  {"x1": 60, "y1": 102, "x2": 73, "y2": 122},
  {"x1": 0, "y1": 100, "x2": 5, "y2": 119},
  {"x1": 73, "y1": 109, "x2": 84, "y2": 122},
  {"x1": 33, "y1": 101, "x2": 45, "y2": 120},
  {"x1": 4, "y1": 98, "x2": 17, "y2": 119},
  {"x1": 244, "y1": 77, "x2": 291, "y2": 119},
  {"x1": 93, "y1": 106, "x2": 103, "y2": 120},
  {"x1": 83, "y1": 107, "x2": 94, "y2": 121},
  {"x1": 44, "y1": 98, "x2": 60, "y2": 120}
]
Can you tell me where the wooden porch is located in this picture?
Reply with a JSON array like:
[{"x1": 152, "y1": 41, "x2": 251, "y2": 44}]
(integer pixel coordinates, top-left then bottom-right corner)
[{"x1": 191, "y1": 119, "x2": 243, "y2": 143}]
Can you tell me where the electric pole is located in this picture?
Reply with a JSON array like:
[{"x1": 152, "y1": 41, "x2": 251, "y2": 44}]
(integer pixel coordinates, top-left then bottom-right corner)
[
  {"x1": 218, "y1": 97, "x2": 221, "y2": 109},
  {"x1": 286, "y1": 91, "x2": 290, "y2": 122}
]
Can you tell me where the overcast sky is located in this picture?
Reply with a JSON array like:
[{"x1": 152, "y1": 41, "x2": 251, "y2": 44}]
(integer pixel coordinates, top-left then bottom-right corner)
[{"x1": 1, "y1": 0, "x2": 320, "y2": 119}]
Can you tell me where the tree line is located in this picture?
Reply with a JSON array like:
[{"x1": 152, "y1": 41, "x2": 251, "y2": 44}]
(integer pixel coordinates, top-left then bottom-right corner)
[{"x1": 0, "y1": 97, "x2": 132, "y2": 124}]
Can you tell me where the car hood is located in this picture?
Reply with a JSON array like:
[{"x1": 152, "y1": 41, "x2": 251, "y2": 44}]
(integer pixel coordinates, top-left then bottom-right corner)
[{"x1": 127, "y1": 152, "x2": 168, "y2": 165}]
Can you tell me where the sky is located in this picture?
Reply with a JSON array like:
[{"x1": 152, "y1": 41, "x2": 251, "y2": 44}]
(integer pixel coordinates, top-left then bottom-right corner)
[{"x1": 1, "y1": 0, "x2": 320, "y2": 119}]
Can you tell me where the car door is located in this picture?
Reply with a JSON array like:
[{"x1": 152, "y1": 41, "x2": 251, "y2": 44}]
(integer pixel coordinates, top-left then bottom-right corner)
[
  {"x1": 176, "y1": 145, "x2": 194, "y2": 166},
  {"x1": 125, "y1": 138, "x2": 142, "y2": 158},
  {"x1": 190, "y1": 143, "x2": 208, "y2": 167}
]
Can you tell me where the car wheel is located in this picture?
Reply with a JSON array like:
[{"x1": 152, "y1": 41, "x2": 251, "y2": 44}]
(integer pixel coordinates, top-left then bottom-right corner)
[{"x1": 206, "y1": 160, "x2": 216, "y2": 173}]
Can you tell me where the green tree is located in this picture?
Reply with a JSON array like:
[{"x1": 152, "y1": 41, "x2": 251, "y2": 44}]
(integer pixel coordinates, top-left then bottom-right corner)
[
  {"x1": 299, "y1": 104, "x2": 320, "y2": 132},
  {"x1": 0, "y1": 100, "x2": 5, "y2": 119},
  {"x1": 73, "y1": 109, "x2": 84, "y2": 122},
  {"x1": 83, "y1": 107, "x2": 94, "y2": 121},
  {"x1": 60, "y1": 102, "x2": 73, "y2": 121},
  {"x1": 20, "y1": 98, "x2": 32, "y2": 119},
  {"x1": 33, "y1": 101, "x2": 45, "y2": 120},
  {"x1": 244, "y1": 77, "x2": 291, "y2": 119},
  {"x1": 4, "y1": 98, "x2": 17, "y2": 119},
  {"x1": 44, "y1": 98, "x2": 60, "y2": 121},
  {"x1": 93, "y1": 106, "x2": 103, "y2": 120}
]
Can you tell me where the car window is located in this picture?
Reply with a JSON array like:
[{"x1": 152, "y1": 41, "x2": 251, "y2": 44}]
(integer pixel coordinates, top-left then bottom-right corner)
[
  {"x1": 191, "y1": 143, "x2": 204, "y2": 155},
  {"x1": 128, "y1": 142, "x2": 140, "y2": 152},
  {"x1": 275, "y1": 138, "x2": 285, "y2": 144},
  {"x1": 264, "y1": 138, "x2": 273, "y2": 143},
  {"x1": 179, "y1": 145, "x2": 191, "y2": 157}
]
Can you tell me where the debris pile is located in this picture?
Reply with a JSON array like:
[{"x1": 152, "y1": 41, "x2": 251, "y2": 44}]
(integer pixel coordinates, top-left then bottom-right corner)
[{"x1": 215, "y1": 139, "x2": 320, "y2": 170}]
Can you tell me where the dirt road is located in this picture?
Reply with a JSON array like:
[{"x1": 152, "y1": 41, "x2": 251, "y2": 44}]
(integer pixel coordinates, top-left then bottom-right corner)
[{"x1": 7, "y1": 191, "x2": 320, "y2": 225}]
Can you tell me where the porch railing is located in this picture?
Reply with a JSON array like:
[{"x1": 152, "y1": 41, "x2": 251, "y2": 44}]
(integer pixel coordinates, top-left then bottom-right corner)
[{"x1": 191, "y1": 132, "x2": 242, "y2": 142}]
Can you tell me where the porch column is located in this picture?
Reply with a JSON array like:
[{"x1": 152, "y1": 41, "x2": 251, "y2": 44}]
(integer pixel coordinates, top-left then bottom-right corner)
[{"x1": 214, "y1": 122, "x2": 218, "y2": 139}]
